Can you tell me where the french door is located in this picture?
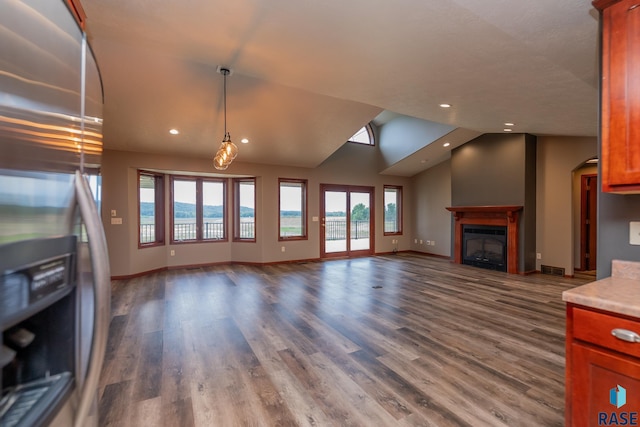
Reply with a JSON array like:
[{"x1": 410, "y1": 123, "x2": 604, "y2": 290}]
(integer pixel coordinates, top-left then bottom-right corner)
[{"x1": 320, "y1": 184, "x2": 374, "y2": 258}]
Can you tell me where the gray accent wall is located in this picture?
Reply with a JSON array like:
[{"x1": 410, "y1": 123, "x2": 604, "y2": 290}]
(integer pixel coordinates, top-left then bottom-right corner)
[
  {"x1": 450, "y1": 133, "x2": 537, "y2": 272},
  {"x1": 598, "y1": 192, "x2": 640, "y2": 278}
]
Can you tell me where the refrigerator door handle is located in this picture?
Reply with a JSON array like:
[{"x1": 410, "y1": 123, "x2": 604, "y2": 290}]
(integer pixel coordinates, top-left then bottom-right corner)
[{"x1": 73, "y1": 171, "x2": 111, "y2": 427}]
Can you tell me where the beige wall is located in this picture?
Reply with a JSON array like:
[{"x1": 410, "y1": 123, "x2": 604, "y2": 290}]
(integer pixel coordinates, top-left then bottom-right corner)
[
  {"x1": 536, "y1": 136, "x2": 597, "y2": 276},
  {"x1": 103, "y1": 134, "x2": 599, "y2": 278},
  {"x1": 102, "y1": 143, "x2": 412, "y2": 277},
  {"x1": 410, "y1": 160, "x2": 452, "y2": 257}
]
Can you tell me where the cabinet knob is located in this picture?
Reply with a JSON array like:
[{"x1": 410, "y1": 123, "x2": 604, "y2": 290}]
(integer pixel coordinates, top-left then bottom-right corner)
[{"x1": 612, "y1": 328, "x2": 640, "y2": 343}]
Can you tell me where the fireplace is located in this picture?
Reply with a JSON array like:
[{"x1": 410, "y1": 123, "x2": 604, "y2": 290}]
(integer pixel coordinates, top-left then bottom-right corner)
[
  {"x1": 446, "y1": 205, "x2": 523, "y2": 274},
  {"x1": 462, "y1": 225, "x2": 507, "y2": 271}
]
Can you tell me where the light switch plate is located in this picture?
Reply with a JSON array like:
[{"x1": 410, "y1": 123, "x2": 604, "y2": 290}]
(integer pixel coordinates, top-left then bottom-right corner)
[
  {"x1": 111, "y1": 217, "x2": 123, "y2": 225},
  {"x1": 630, "y1": 221, "x2": 640, "y2": 245}
]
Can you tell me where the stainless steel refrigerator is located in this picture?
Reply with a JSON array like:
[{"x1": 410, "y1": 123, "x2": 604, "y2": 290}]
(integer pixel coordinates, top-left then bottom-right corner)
[{"x1": 0, "y1": 0, "x2": 110, "y2": 426}]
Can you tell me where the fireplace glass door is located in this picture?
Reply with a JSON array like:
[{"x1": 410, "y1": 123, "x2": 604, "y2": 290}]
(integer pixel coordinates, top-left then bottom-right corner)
[{"x1": 462, "y1": 225, "x2": 507, "y2": 271}]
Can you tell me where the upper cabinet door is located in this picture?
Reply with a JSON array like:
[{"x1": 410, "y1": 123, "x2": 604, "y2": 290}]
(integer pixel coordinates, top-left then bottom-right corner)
[{"x1": 596, "y1": 0, "x2": 640, "y2": 193}]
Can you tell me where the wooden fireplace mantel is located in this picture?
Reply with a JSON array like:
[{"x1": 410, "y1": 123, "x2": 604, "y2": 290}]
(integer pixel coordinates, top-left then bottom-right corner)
[{"x1": 446, "y1": 205, "x2": 523, "y2": 274}]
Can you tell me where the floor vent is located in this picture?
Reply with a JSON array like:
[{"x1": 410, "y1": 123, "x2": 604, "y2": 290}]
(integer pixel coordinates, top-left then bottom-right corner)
[{"x1": 541, "y1": 265, "x2": 565, "y2": 276}]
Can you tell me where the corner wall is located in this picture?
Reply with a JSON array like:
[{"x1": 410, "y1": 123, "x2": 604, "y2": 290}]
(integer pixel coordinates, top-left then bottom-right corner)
[
  {"x1": 535, "y1": 136, "x2": 597, "y2": 276},
  {"x1": 410, "y1": 160, "x2": 452, "y2": 257}
]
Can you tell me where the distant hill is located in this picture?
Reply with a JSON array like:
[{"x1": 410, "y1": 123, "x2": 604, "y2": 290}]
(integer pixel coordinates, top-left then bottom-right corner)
[{"x1": 141, "y1": 202, "x2": 255, "y2": 218}]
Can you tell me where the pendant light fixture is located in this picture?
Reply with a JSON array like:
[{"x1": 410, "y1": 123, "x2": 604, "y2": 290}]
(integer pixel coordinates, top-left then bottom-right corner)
[{"x1": 213, "y1": 67, "x2": 238, "y2": 170}]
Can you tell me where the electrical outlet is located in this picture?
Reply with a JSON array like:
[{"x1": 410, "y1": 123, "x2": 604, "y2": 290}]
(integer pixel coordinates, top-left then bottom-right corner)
[
  {"x1": 281, "y1": 246, "x2": 286, "y2": 252},
  {"x1": 631, "y1": 222, "x2": 640, "y2": 245},
  {"x1": 111, "y1": 209, "x2": 116, "y2": 217},
  {"x1": 536, "y1": 253, "x2": 542, "y2": 259},
  {"x1": 426, "y1": 240, "x2": 431, "y2": 245},
  {"x1": 414, "y1": 239, "x2": 418, "y2": 244},
  {"x1": 170, "y1": 250, "x2": 175, "y2": 256},
  {"x1": 419, "y1": 240, "x2": 423, "y2": 244},
  {"x1": 431, "y1": 240, "x2": 435, "y2": 246}
]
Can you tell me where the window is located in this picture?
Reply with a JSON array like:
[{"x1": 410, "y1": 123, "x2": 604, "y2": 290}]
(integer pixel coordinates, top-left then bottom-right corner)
[
  {"x1": 233, "y1": 178, "x2": 256, "y2": 241},
  {"x1": 348, "y1": 124, "x2": 374, "y2": 145},
  {"x1": 171, "y1": 176, "x2": 227, "y2": 243},
  {"x1": 383, "y1": 185, "x2": 402, "y2": 235},
  {"x1": 279, "y1": 178, "x2": 307, "y2": 240},
  {"x1": 138, "y1": 171, "x2": 165, "y2": 247},
  {"x1": 202, "y1": 180, "x2": 226, "y2": 240}
]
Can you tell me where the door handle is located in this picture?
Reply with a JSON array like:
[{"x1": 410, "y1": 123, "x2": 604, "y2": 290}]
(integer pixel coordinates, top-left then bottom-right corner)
[
  {"x1": 612, "y1": 328, "x2": 640, "y2": 343},
  {"x1": 73, "y1": 170, "x2": 111, "y2": 427}
]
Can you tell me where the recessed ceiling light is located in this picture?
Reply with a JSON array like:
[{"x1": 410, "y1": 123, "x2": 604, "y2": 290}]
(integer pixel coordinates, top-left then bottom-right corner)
[
  {"x1": 169, "y1": 129, "x2": 179, "y2": 135},
  {"x1": 504, "y1": 122, "x2": 514, "y2": 126},
  {"x1": 443, "y1": 142, "x2": 451, "y2": 147},
  {"x1": 439, "y1": 103, "x2": 451, "y2": 108},
  {"x1": 241, "y1": 138, "x2": 249, "y2": 144},
  {"x1": 503, "y1": 128, "x2": 513, "y2": 132}
]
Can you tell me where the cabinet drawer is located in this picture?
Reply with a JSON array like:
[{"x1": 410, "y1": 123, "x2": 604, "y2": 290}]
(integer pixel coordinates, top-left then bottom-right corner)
[{"x1": 572, "y1": 307, "x2": 640, "y2": 358}]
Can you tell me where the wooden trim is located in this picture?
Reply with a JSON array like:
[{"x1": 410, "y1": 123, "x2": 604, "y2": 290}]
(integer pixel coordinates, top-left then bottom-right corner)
[
  {"x1": 565, "y1": 304, "x2": 575, "y2": 425},
  {"x1": 404, "y1": 250, "x2": 451, "y2": 260},
  {"x1": 111, "y1": 257, "x2": 329, "y2": 279},
  {"x1": 383, "y1": 185, "x2": 403, "y2": 236},
  {"x1": 233, "y1": 177, "x2": 257, "y2": 242},
  {"x1": 278, "y1": 178, "x2": 308, "y2": 241},
  {"x1": 138, "y1": 170, "x2": 165, "y2": 249},
  {"x1": 446, "y1": 205, "x2": 523, "y2": 274},
  {"x1": 320, "y1": 184, "x2": 375, "y2": 258},
  {"x1": 111, "y1": 266, "x2": 168, "y2": 280},
  {"x1": 64, "y1": 0, "x2": 86, "y2": 29},
  {"x1": 592, "y1": 0, "x2": 623, "y2": 11},
  {"x1": 580, "y1": 174, "x2": 598, "y2": 270},
  {"x1": 518, "y1": 269, "x2": 540, "y2": 276}
]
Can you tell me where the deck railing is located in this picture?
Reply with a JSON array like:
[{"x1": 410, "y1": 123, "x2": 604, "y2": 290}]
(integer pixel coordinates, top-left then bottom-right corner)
[
  {"x1": 141, "y1": 219, "x2": 374, "y2": 242},
  {"x1": 140, "y1": 221, "x2": 254, "y2": 241}
]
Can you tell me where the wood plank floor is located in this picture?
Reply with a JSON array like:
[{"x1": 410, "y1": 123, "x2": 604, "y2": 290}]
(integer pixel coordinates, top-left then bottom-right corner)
[{"x1": 97, "y1": 254, "x2": 592, "y2": 426}]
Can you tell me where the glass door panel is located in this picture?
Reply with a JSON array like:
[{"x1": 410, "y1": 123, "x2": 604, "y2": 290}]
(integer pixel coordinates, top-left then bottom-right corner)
[
  {"x1": 321, "y1": 185, "x2": 374, "y2": 258},
  {"x1": 350, "y1": 191, "x2": 370, "y2": 251},
  {"x1": 324, "y1": 190, "x2": 347, "y2": 253}
]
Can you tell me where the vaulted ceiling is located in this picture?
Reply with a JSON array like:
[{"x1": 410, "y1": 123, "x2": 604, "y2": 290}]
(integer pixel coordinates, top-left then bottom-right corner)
[{"x1": 81, "y1": 0, "x2": 600, "y2": 175}]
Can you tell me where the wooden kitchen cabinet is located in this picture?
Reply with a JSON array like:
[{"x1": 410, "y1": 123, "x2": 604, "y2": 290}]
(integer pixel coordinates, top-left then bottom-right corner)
[
  {"x1": 594, "y1": 0, "x2": 640, "y2": 193},
  {"x1": 566, "y1": 304, "x2": 640, "y2": 425}
]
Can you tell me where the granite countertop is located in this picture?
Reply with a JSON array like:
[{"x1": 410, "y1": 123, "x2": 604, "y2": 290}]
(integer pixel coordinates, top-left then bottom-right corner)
[{"x1": 562, "y1": 260, "x2": 640, "y2": 318}]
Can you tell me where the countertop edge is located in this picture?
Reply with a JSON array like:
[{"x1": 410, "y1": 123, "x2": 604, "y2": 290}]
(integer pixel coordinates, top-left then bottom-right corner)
[{"x1": 563, "y1": 276, "x2": 640, "y2": 319}]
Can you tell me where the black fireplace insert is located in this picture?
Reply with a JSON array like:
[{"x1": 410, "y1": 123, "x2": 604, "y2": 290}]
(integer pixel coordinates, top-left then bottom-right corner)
[{"x1": 462, "y1": 225, "x2": 507, "y2": 272}]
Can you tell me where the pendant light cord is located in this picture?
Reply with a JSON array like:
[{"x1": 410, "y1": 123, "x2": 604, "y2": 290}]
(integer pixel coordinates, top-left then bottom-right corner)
[{"x1": 223, "y1": 71, "x2": 227, "y2": 136}]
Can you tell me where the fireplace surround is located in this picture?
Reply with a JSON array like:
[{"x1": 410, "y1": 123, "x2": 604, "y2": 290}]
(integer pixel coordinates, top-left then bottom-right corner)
[{"x1": 446, "y1": 205, "x2": 523, "y2": 274}]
